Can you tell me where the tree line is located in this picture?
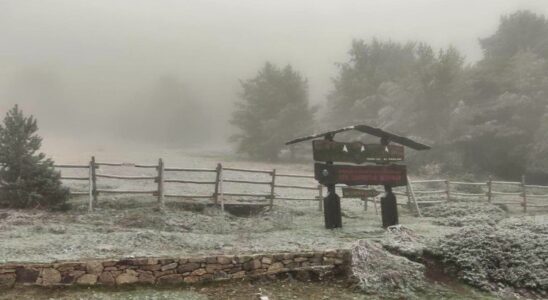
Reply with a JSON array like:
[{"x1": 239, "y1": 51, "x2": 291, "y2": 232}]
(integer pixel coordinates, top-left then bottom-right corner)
[{"x1": 231, "y1": 10, "x2": 548, "y2": 182}]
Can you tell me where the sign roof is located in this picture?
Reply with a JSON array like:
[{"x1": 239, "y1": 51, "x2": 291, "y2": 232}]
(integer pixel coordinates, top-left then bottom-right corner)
[{"x1": 285, "y1": 124, "x2": 431, "y2": 151}]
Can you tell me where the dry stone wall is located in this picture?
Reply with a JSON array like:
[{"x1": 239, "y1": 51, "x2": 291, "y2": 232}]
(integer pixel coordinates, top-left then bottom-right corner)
[{"x1": 0, "y1": 249, "x2": 350, "y2": 288}]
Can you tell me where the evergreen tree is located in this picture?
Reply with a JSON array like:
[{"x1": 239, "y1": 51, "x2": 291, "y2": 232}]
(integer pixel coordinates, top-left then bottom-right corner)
[
  {"x1": 231, "y1": 63, "x2": 316, "y2": 160},
  {"x1": 0, "y1": 105, "x2": 69, "y2": 209}
]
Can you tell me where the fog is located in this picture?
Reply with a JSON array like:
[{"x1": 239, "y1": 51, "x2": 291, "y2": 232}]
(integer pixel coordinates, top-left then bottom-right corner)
[{"x1": 1, "y1": 0, "x2": 548, "y2": 152}]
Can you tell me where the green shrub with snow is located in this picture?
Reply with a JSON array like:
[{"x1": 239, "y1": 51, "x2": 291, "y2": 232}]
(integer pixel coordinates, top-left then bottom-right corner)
[
  {"x1": 422, "y1": 202, "x2": 507, "y2": 226},
  {"x1": 431, "y1": 218, "x2": 548, "y2": 292}
]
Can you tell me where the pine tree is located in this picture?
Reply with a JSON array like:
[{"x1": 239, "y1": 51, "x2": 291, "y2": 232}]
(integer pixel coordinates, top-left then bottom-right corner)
[
  {"x1": 230, "y1": 63, "x2": 316, "y2": 160},
  {"x1": 0, "y1": 105, "x2": 69, "y2": 209}
]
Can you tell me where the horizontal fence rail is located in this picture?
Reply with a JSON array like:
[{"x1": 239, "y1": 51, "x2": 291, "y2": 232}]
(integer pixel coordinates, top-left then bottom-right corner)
[{"x1": 51, "y1": 156, "x2": 548, "y2": 213}]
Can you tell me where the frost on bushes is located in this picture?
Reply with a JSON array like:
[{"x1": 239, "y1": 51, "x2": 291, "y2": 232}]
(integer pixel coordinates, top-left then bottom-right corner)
[
  {"x1": 431, "y1": 218, "x2": 548, "y2": 291},
  {"x1": 422, "y1": 202, "x2": 506, "y2": 226},
  {"x1": 351, "y1": 239, "x2": 426, "y2": 299},
  {"x1": 381, "y1": 225, "x2": 426, "y2": 260}
]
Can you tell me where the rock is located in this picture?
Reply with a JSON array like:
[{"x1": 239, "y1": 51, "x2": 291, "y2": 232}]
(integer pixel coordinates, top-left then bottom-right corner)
[
  {"x1": 161, "y1": 262, "x2": 178, "y2": 271},
  {"x1": 261, "y1": 257, "x2": 272, "y2": 265},
  {"x1": 15, "y1": 268, "x2": 39, "y2": 283},
  {"x1": 86, "y1": 261, "x2": 104, "y2": 275},
  {"x1": 157, "y1": 274, "x2": 183, "y2": 284},
  {"x1": 138, "y1": 272, "x2": 156, "y2": 284},
  {"x1": 231, "y1": 271, "x2": 246, "y2": 279},
  {"x1": 0, "y1": 273, "x2": 16, "y2": 288},
  {"x1": 116, "y1": 272, "x2": 138, "y2": 285},
  {"x1": 178, "y1": 262, "x2": 200, "y2": 273},
  {"x1": 76, "y1": 274, "x2": 98, "y2": 285},
  {"x1": 243, "y1": 259, "x2": 261, "y2": 271},
  {"x1": 183, "y1": 276, "x2": 200, "y2": 283},
  {"x1": 0, "y1": 269, "x2": 15, "y2": 274},
  {"x1": 217, "y1": 256, "x2": 233, "y2": 265},
  {"x1": 41, "y1": 268, "x2": 61, "y2": 286},
  {"x1": 61, "y1": 270, "x2": 85, "y2": 284},
  {"x1": 267, "y1": 262, "x2": 284, "y2": 273},
  {"x1": 205, "y1": 264, "x2": 222, "y2": 273},
  {"x1": 191, "y1": 268, "x2": 207, "y2": 276},
  {"x1": 98, "y1": 272, "x2": 115, "y2": 286},
  {"x1": 205, "y1": 257, "x2": 217, "y2": 264},
  {"x1": 294, "y1": 257, "x2": 307, "y2": 263}
]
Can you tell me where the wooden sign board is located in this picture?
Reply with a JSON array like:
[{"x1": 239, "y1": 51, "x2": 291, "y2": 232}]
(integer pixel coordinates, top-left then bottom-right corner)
[
  {"x1": 342, "y1": 187, "x2": 380, "y2": 198},
  {"x1": 314, "y1": 163, "x2": 407, "y2": 186},
  {"x1": 313, "y1": 140, "x2": 404, "y2": 164}
]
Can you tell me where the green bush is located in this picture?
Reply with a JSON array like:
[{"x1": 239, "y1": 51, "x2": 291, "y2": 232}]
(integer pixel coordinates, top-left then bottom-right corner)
[
  {"x1": 0, "y1": 105, "x2": 69, "y2": 210},
  {"x1": 431, "y1": 218, "x2": 548, "y2": 291},
  {"x1": 422, "y1": 202, "x2": 506, "y2": 226}
]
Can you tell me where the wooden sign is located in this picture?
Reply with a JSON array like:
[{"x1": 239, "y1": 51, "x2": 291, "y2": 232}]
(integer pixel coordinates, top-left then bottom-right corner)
[
  {"x1": 313, "y1": 140, "x2": 404, "y2": 164},
  {"x1": 342, "y1": 187, "x2": 380, "y2": 198},
  {"x1": 314, "y1": 163, "x2": 407, "y2": 186}
]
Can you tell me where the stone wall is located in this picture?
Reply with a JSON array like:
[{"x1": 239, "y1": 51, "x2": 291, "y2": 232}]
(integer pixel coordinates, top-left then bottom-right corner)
[{"x1": 0, "y1": 249, "x2": 350, "y2": 288}]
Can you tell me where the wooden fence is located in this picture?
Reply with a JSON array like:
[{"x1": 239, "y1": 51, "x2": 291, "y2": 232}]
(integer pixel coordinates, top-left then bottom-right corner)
[
  {"x1": 57, "y1": 157, "x2": 322, "y2": 212},
  {"x1": 56, "y1": 157, "x2": 548, "y2": 213}
]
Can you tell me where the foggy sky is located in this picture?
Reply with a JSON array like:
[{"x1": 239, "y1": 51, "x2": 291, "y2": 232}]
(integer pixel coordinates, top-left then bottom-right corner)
[{"x1": 1, "y1": 0, "x2": 548, "y2": 148}]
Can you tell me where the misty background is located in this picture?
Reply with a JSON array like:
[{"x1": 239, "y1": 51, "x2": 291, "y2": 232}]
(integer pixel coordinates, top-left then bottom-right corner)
[{"x1": 1, "y1": 1, "x2": 548, "y2": 176}]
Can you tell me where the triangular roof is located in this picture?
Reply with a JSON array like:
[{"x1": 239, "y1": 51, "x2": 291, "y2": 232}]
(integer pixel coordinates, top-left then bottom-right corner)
[{"x1": 285, "y1": 124, "x2": 431, "y2": 151}]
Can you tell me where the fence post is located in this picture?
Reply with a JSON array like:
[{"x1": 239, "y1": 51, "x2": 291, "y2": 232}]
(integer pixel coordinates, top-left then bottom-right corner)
[
  {"x1": 91, "y1": 156, "x2": 97, "y2": 207},
  {"x1": 219, "y1": 165, "x2": 224, "y2": 213},
  {"x1": 269, "y1": 169, "x2": 276, "y2": 209},
  {"x1": 214, "y1": 163, "x2": 222, "y2": 205},
  {"x1": 487, "y1": 176, "x2": 492, "y2": 203},
  {"x1": 157, "y1": 158, "x2": 164, "y2": 210},
  {"x1": 405, "y1": 183, "x2": 412, "y2": 209},
  {"x1": 521, "y1": 175, "x2": 527, "y2": 213},
  {"x1": 88, "y1": 159, "x2": 93, "y2": 212},
  {"x1": 445, "y1": 180, "x2": 450, "y2": 201},
  {"x1": 317, "y1": 185, "x2": 323, "y2": 211}
]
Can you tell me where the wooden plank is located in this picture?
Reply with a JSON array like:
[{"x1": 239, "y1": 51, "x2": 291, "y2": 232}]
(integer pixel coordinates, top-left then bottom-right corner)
[
  {"x1": 413, "y1": 190, "x2": 446, "y2": 194},
  {"x1": 157, "y1": 159, "x2": 164, "y2": 210},
  {"x1": 61, "y1": 176, "x2": 89, "y2": 181},
  {"x1": 164, "y1": 167, "x2": 216, "y2": 172},
  {"x1": 270, "y1": 169, "x2": 276, "y2": 208},
  {"x1": 223, "y1": 167, "x2": 272, "y2": 174},
  {"x1": 491, "y1": 191, "x2": 521, "y2": 196},
  {"x1": 313, "y1": 140, "x2": 404, "y2": 164},
  {"x1": 164, "y1": 194, "x2": 212, "y2": 199},
  {"x1": 96, "y1": 162, "x2": 124, "y2": 166},
  {"x1": 164, "y1": 179, "x2": 216, "y2": 184},
  {"x1": 223, "y1": 179, "x2": 272, "y2": 185},
  {"x1": 275, "y1": 184, "x2": 318, "y2": 190},
  {"x1": 525, "y1": 204, "x2": 548, "y2": 207},
  {"x1": 450, "y1": 181, "x2": 486, "y2": 186},
  {"x1": 275, "y1": 197, "x2": 319, "y2": 201},
  {"x1": 491, "y1": 201, "x2": 522, "y2": 205},
  {"x1": 276, "y1": 173, "x2": 314, "y2": 179},
  {"x1": 525, "y1": 194, "x2": 548, "y2": 198},
  {"x1": 416, "y1": 200, "x2": 444, "y2": 204},
  {"x1": 223, "y1": 193, "x2": 271, "y2": 198},
  {"x1": 409, "y1": 179, "x2": 446, "y2": 184},
  {"x1": 96, "y1": 189, "x2": 156, "y2": 194},
  {"x1": 70, "y1": 191, "x2": 89, "y2": 195},
  {"x1": 491, "y1": 181, "x2": 521, "y2": 185},
  {"x1": 96, "y1": 174, "x2": 157, "y2": 180},
  {"x1": 342, "y1": 187, "x2": 380, "y2": 198},
  {"x1": 452, "y1": 192, "x2": 485, "y2": 196},
  {"x1": 214, "y1": 163, "x2": 222, "y2": 205},
  {"x1": 54, "y1": 164, "x2": 89, "y2": 169},
  {"x1": 135, "y1": 164, "x2": 159, "y2": 169},
  {"x1": 314, "y1": 163, "x2": 407, "y2": 186},
  {"x1": 525, "y1": 184, "x2": 548, "y2": 189}
]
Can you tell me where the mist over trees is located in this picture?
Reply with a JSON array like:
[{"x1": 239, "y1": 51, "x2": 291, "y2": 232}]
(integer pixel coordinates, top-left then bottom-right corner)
[
  {"x1": 322, "y1": 10, "x2": 548, "y2": 181},
  {"x1": 230, "y1": 63, "x2": 316, "y2": 160},
  {"x1": 121, "y1": 75, "x2": 207, "y2": 147}
]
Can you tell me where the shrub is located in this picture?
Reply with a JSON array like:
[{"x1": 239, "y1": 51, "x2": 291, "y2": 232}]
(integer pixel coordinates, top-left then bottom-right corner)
[
  {"x1": 431, "y1": 218, "x2": 548, "y2": 291},
  {"x1": 422, "y1": 202, "x2": 506, "y2": 226},
  {"x1": 0, "y1": 105, "x2": 69, "y2": 210}
]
